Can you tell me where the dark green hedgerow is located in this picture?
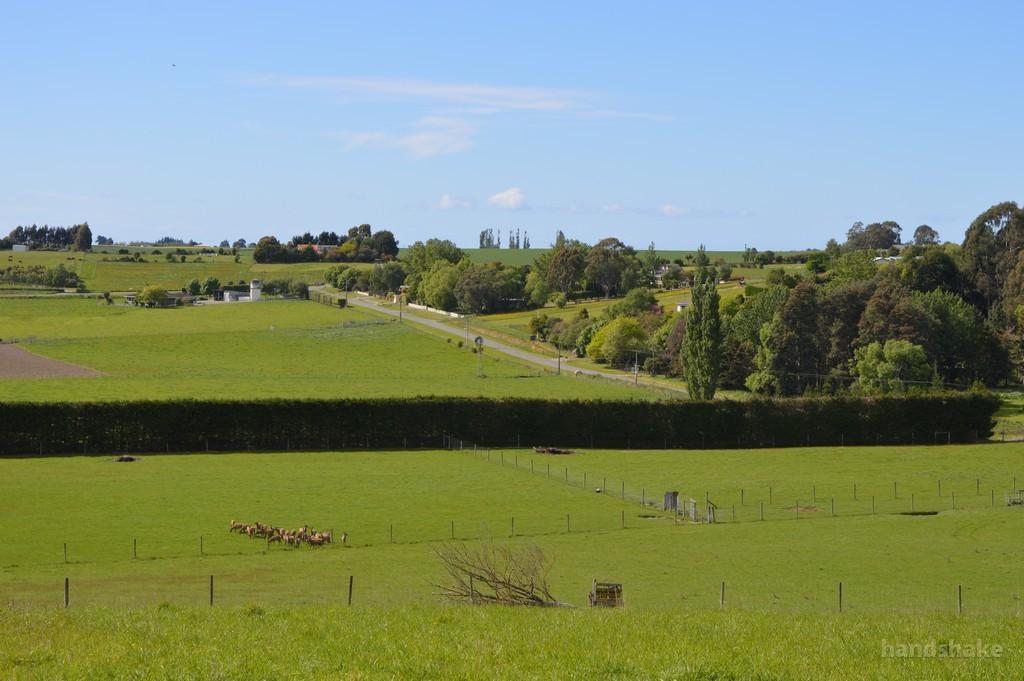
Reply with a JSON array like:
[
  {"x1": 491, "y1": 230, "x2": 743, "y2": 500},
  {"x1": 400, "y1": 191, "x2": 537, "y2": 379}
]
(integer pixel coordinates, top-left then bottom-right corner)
[{"x1": 0, "y1": 392, "x2": 998, "y2": 456}]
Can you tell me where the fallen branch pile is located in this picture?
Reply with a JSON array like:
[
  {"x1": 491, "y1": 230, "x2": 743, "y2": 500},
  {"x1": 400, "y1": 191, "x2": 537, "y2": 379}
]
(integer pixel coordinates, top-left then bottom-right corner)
[{"x1": 434, "y1": 542, "x2": 565, "y2": 607}]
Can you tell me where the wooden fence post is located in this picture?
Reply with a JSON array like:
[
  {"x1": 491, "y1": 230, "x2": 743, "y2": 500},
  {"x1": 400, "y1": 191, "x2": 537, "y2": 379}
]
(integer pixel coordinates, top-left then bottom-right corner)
[
  {"x1": 720, "y1": 581, "x2": 725, "y2": 609},
  {"x1": 64, "y1": 577, "x2": 69, "y2": 608},
  {"x1": 759, "y1": 501, "x2": 764, "y2": 521},
  {"x1": 838, "y1": 581, "x2": 843, "y2": 612},
  {"x1": 957, "y1": 584, "x2": 962, "y2": 615},
  {"x1": 209, "y1": 575, "x2": 214, "y2": 606},
  {"x1": 348, "y1": 575, "x2": 354, "y2": 606}
]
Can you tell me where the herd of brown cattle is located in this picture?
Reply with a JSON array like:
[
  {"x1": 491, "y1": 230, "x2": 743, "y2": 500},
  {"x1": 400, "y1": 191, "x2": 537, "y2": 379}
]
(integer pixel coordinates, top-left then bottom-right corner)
[{"x1": 229, "y1": 520, "x2": 345, "y2": 547}]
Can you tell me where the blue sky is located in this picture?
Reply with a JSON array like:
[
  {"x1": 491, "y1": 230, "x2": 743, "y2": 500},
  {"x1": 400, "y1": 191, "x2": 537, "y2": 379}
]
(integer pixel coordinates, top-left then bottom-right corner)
[{"x1": 1, "y1": 2, "x2": 1021, "y2": 249}]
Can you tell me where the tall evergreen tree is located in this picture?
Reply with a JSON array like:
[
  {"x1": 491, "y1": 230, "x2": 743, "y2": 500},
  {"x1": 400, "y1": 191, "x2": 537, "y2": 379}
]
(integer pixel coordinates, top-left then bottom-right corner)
[{"x1": 682, "y1": 245, "x2": 721, "y2": 400}]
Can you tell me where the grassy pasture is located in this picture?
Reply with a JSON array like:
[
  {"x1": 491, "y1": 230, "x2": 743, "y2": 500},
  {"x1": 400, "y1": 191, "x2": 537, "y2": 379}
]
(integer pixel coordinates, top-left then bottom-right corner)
[
  {"x1": 1, "y1": 445, "x2": 1023, "y2": 614},
  {"x1": 0, "y1": 298, "x2": 655, "y2": 401},
  {"x1": 2, "y1": 445, "x2": 1022, "y2": 678},
  {"x1": 1, "y1": 250, "x2": 345, "y2": 292},
  {"x1": 0, "y1": 607, "x2": 1019, "y2": 680}
]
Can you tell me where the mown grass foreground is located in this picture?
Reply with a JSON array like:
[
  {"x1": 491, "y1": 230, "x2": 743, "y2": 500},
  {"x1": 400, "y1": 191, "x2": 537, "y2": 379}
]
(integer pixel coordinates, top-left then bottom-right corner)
[{"x1": 0, "y1": 606, "x2": 1020, "y2": 680}]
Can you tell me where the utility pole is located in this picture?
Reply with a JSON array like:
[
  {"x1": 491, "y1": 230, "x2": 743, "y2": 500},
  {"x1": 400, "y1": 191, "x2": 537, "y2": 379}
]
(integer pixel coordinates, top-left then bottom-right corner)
[{"x1": 556, "y1": 341, "x2": 561, "y2": 375}]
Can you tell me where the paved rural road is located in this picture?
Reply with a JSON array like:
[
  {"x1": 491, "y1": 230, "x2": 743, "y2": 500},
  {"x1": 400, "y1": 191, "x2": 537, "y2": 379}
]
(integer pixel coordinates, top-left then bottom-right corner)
[{"x1": 338, "y1": 292, "x2": 683, "y2": 392}]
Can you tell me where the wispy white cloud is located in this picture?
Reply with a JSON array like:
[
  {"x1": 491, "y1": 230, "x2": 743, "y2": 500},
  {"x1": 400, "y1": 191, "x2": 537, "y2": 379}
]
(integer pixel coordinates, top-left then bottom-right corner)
[
  {"x1": 261, "y1": 74, "x2": 671, "y2": 121},
  {"x1": 488, "y1": 187, "x2": 526, "y2": 210},
  {"x1": 602, "y1": 202, "x2": 625, "y2": 213},
  {"x1": 436, "y1": 194, "x2": 472, "y2": 210},
  {"x1": 333, "y1": 117, "x2": 475, "y2": 158},
  {"x1": 659, "y1": 203, "x2": 689, "y2": 217},
  {"x1": 282, "y1": 76, "x2": 574, "y2": 112}
]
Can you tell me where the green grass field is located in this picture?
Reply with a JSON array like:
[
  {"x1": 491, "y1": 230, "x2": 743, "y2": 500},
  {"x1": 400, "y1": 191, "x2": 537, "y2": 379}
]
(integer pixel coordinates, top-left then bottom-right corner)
[
  {"x1": 0, "y1": 298, "x2": 655, "y2": 401},
  {"x1": 2, "y1": 444, "x2": 1022, "y2": 612},
  {"x1": 2, "y1": 444, "x2": 1022, "y2": 678},
  {"x1": 2, "y1": 250, "x2": 344, "y2": 292},
  {"x1": 1, "y1": 607, "x2": 1019, "y2": 679}
]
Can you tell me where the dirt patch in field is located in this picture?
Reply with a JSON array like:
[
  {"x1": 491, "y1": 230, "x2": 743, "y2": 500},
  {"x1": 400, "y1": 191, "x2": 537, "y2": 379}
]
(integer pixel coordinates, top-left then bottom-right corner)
[
  {"x1": 785, "y1": 505, "x2": 820, "y2": 513},
  {"x1": 0, "y1": 344, "x2": 102, "y2": 379}
]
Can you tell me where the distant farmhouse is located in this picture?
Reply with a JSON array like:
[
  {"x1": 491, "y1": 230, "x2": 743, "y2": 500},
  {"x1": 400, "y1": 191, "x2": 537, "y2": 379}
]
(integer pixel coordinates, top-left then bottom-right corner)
[{"x1": 126, "y1": 280, "x2": 261, "y2": 307}]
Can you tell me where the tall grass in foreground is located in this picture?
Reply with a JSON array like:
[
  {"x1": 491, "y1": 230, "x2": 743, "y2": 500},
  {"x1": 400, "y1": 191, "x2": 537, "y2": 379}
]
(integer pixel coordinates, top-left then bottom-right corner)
[{"x1": 0, "y1": 606, "x2": 1019, "y2": 680}]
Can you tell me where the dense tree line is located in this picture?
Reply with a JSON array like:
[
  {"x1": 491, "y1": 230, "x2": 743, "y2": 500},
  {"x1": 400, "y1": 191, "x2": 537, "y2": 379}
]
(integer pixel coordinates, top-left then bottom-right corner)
[
  {"x1": 372, "y1": 202, "x2": 1023, "y2": 401},
  {"x1": 255, "y1": 225, "x2": 399, "y2": 263},
  {"x1": 4, "y1": 223, "x2": 92, "y2": 251}
]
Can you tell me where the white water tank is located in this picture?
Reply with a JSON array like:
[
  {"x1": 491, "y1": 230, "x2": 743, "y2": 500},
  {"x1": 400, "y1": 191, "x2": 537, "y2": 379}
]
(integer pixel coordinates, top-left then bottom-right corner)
[{"x1": 250, "y1": 279, "x2": 262, "y2": 302}]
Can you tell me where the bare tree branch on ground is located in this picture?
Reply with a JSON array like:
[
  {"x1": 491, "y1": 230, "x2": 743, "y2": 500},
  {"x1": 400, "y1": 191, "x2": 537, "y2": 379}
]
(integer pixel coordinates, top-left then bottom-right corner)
[{"x1": 434, "y1": 542, "x2": 565, "y2": 607}]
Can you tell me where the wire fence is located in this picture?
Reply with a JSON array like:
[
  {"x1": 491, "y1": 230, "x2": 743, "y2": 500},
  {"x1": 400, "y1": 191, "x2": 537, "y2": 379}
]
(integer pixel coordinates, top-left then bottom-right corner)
[
  {"x1": 7, "y1": 569, "x2": 1023, "y2": 615},
  {"x1": 446, "y1": 436, "x2": 1024, "y2": 525}
]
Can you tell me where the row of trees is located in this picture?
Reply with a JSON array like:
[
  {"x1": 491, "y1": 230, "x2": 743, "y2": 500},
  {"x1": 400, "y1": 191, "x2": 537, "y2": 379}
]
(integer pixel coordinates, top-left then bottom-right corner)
[
  {"x1": 4, "y1": 223, "x2": 92, "y2": 251},
  {"x1": 478, "y1": 228, "x2": 531, "y2": 249},
  {"x1": 254, "y1": 226, "x2": 399, "y2": 264}
]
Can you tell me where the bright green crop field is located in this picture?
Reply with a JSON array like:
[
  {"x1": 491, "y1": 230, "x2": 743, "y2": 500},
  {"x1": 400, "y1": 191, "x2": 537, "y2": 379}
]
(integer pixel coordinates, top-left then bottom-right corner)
[
  {"x1": 1, "y1": 445, "x2": 1023, "y2": 678},
  {"x1": 0, "y1": 298, "x2": 655, "y2": 401}
]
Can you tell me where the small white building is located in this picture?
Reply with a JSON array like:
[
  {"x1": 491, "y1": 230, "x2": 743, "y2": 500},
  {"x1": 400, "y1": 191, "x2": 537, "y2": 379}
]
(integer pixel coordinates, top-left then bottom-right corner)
[
  {"x1": 12, "y1": 244, "x2": 28, "y2": 252},
  {"x1": 223, "y1": 290, "x2": 250, "y2": 303},
  {"x1": 250, "y1": 279, "x2": 262, "y2": 302}
]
